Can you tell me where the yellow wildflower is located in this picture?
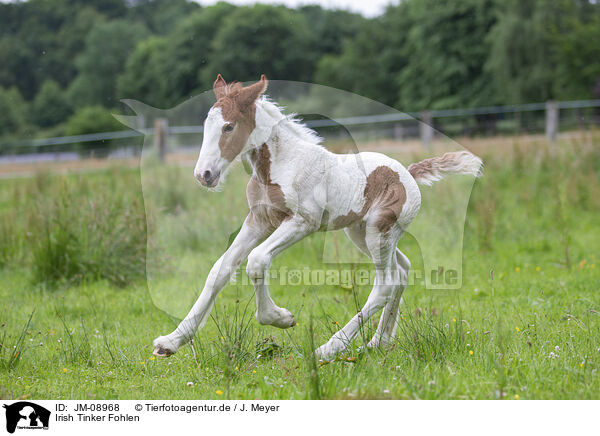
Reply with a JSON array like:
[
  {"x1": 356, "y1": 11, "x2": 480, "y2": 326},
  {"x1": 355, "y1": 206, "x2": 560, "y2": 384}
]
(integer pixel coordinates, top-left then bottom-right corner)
[
  {"x1": 216, "y1": 390, "x2": 224, "y2": 395},
  {"x1": 514, "y1": 394, "x2": 519, "y2": 400},
  {"x1": 515, "y1": 267, "x2": 520, "y2": 272},
  {"x1": 469, "y1": 350, "x2": 474, "y2": 355}
]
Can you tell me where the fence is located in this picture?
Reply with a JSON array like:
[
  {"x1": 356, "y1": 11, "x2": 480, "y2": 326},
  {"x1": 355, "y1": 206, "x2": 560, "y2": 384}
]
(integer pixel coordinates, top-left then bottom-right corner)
[{"x1": 1, "y1": 99, "x2": 599, "y2": 163}]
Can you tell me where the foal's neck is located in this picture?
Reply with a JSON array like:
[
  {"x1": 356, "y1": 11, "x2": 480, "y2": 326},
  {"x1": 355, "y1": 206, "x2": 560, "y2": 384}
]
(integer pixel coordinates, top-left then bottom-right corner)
[
  {"x1": 244, "y1": 98, "x2": 323, "y2": 179},
  {"x1": 247, "y1": 99, "x2": 285, "y2": 149}
]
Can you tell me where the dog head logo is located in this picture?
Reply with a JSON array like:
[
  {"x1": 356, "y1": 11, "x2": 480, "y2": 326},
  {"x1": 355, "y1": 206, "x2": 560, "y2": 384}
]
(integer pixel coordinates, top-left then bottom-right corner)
[{"x1": 3, "y1": 402, "x2": 50, "y2": 433}]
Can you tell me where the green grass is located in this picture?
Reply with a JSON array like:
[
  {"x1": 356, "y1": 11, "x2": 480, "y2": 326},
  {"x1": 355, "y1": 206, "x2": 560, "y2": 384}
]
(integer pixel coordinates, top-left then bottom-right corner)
[{"x1": 0, "y1": 136, "x2": 599, "y2": 399}]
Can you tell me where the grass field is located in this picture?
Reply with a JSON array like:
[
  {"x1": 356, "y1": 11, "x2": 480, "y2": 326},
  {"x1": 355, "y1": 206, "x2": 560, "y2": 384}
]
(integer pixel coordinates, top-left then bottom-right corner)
[{"x1": 0, "y1": 133, "x2": 599, "y2": 400}]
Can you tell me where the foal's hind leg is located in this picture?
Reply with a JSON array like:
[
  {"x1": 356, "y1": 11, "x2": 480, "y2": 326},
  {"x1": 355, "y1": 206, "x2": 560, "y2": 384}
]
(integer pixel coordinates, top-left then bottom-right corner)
[
  {"x1": 344, "y1": 224, "x2": 409, "y2": 349},
  {"x1": 315, "y1": 224, "x2": 401, "y2": 360},
  {"x1": 367, "y1": 248, "x2": 410, "y2": 348}
]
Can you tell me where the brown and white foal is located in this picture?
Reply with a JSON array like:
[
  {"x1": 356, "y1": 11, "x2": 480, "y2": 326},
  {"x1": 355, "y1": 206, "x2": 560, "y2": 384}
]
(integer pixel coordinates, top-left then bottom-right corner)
[{"x1": 153, "y1": 75, "x2": 482, "y2": 360}]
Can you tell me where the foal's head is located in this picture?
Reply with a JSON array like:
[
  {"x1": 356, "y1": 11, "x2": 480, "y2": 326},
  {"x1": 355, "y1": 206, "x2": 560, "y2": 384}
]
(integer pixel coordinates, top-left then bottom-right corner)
[{"x1": 194, "y1": 74, "x2": 268, "y2": 188}]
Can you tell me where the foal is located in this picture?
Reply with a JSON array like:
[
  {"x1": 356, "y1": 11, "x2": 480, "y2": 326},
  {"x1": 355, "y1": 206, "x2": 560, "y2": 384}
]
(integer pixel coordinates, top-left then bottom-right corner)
[{"x1": 153, "y1": 75, "x2": 482, "y2": 360}]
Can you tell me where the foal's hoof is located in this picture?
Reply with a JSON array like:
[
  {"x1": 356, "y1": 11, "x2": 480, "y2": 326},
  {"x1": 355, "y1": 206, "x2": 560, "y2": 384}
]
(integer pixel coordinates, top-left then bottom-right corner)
[
  {"x1": 152, "y1": 335, "x2": 178, "y2": 357},
  {"x1": 272, "y1": 310, "x2": 296, "y2": 329},
  {"x1": 314, "y1": 342, "x2": 338, "y2": 362},
  {"x1": 153, "y1": 346, "x2": 174, "y2": 357},
  {"x1": 257, "y1": 308, "x2": 296, "y2": 329}
]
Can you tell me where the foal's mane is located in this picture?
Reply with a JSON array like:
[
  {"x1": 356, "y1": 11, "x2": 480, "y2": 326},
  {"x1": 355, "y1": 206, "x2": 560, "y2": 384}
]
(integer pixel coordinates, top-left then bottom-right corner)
[{"x1": 258, "y1": 97, "x2": 323, "y2": 146}]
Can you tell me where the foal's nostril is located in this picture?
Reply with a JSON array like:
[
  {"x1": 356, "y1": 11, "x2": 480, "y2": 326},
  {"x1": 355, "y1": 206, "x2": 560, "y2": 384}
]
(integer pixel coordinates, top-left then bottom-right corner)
[{"x1": 203, "y1": 170, "x2": 212, "y2": 183}]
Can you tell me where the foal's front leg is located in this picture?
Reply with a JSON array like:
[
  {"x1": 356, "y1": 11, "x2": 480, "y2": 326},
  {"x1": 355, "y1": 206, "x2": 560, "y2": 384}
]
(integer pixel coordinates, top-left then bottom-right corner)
[
  {"x1": 153, "y1": 215, "x2": 267, "y2": 356},
  {"x1": 246, "y1": 218, "x2": 314, "y2": 328}
]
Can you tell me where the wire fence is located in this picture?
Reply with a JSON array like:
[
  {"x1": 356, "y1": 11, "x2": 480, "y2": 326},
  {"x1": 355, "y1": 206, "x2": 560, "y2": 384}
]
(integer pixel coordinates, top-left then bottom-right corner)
[{"x1": 1, "y1": 99, "x2": 599, "y2": 163}]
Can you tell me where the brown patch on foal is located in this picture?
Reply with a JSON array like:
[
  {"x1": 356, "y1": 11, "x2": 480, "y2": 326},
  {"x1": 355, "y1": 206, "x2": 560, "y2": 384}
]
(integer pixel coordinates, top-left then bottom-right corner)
[
  {"x1": 212, "y1": 74, "x2": 268, "y2": 162},
  {"x1": 333, "y1": 166, "x2": 406, "y2": 232},
  {"x1": 246, "y1": 144, "x2": 293, "y2": 229}
]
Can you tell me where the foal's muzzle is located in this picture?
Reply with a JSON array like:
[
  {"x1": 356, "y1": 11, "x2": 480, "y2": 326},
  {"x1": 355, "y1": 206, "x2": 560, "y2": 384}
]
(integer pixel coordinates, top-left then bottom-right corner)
[{"x1": 195, "y1": 168, "x2": 220, "y2": 188}]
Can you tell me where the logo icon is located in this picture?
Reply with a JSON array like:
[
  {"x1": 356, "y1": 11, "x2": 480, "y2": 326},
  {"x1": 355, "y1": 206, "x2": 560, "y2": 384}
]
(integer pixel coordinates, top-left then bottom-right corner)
[{"x1": 2, "y1": 402, "x2": 50, "y2": 433}]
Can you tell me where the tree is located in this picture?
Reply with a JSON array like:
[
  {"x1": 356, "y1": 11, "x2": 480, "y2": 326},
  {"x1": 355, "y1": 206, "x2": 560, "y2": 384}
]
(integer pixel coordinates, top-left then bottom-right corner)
[
  {"x1": 0, "y1": 0, "x2": 117, "y2": 100},
  {"x1": 117, "y1": 3, "x2": 236, "y2": 108},
  {"x1": 65, "y1": 106, "x2": 123, "y2": 136},
  {"x1": 315, "y1": 4, "x2": 412, "y2": 107},
  {"x1": 486, "y1": 0, "x2": 565, "y2": 104},
  {"x1": 53, "y1": 7, "x2": 108, "y2": 89},
  {"x1": 126, "y1": 0, "x2": 200, "y2": 35},
  {"x1": 396, "y1": 0, "x2": 498, "y2": 110},
  {"x1": 65, "y1": 106, "x2": 124, "y2": 154},
  {"x1": 32, "y1": 80, "x2": 72, "y2": 128},
  {"x1": 551, "y1": 1, "x2": 600, "y2": 100},
  {"x1": 68, "y1": 19, "x2": 149, "y2": 108},
  {"x1": 0, "y1": 36, "x2": 37, "y2": 101},
  {"x1": 0, "y1": 87, "x2": 29, "y2": 138},
  {"x1": 117, "y1": 37, "x2": 172, "y2": 108},
  {"x1": 298, "y1": 6, "x2": 366, "y2": 63},
  {"x1": 201, "y1": 5, "x2": 313, "y2": 85}
]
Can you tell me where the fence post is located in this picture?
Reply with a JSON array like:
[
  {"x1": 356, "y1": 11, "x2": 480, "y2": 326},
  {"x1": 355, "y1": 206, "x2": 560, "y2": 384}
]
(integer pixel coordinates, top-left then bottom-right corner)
[
  {"x1": 420, "y1": 110, "x2": 433, "y2": 148},
  {"x1": 545, "y1": 100, "x2": 558, "y2": 142},
  {"x1": 154, "y1": 118, "x2": 168, "y2": 162}
]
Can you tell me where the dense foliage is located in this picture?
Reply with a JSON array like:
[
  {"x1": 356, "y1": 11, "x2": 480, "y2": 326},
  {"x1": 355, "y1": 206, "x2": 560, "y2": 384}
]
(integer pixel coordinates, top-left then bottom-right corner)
[{"x1": 0, "y1": 0, "x2": 599, "y2": 140}]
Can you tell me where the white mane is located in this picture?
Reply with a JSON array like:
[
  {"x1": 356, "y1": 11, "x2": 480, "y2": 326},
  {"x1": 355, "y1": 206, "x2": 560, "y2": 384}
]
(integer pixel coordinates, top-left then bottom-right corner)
[{"x1": 257, "y1": 97, "x2": 323, "y2": 145}]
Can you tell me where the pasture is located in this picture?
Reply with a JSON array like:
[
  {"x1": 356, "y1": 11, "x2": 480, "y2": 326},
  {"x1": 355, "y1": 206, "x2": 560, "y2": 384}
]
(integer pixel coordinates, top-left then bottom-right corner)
[{"x1": 0, "y1": 133, "x2": 599, "y2": 400}]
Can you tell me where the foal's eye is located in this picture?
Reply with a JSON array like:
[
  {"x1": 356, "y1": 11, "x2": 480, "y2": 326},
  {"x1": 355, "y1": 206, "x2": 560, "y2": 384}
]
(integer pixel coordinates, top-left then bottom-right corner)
[{"x1": 223, "y1": 124, "x2": 234, "y2": 133}]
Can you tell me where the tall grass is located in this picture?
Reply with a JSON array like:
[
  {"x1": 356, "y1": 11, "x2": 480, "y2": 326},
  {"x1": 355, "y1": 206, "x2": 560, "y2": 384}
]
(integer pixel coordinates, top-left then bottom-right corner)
[
  {"x1": 0, "y1": 311, "x2": 34, "y2": 370},
  {"x1": 0, "y1": 168, "x2": 146, "y2": 288},
  {"x1": 30, "y1": 186, "x2": 146, "y2": 287},
  {"x1": 467, "y1": 137, "x2": 600, "y2": 258}
]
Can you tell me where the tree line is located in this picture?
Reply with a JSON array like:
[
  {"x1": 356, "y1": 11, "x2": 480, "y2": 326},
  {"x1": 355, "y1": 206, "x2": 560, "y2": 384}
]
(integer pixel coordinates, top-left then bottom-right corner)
[{"x1": 1, "y1": 0, "x2": 599, "y2": 143}]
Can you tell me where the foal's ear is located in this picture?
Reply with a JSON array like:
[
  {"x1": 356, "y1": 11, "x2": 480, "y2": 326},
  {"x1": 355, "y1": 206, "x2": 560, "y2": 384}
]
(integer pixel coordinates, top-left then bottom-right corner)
[
  {"x1": 238, "y1": 75, "x2": 268, "y2": 108},
  {"x1": 213, "y1": 74, "x2": 227, "y2": 100}
]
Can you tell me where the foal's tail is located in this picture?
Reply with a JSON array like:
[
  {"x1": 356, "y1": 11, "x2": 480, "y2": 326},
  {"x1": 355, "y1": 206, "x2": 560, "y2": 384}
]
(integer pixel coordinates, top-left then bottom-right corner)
[{"x1": 407, "y1": 151, "x2": 483, "y2": 186}]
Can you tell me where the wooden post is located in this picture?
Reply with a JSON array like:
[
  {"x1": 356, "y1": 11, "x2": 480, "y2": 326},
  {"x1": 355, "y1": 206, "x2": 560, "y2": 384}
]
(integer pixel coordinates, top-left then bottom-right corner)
[
  {"x1": 154, "y1": 118, "x2": 168, "y2": 162},
  {"x1": 545, "y1": 100, "x2": 558, "y2": 142},
  {"x1": 420, "y1": 110, "x2": 433, "y2": 148}
]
